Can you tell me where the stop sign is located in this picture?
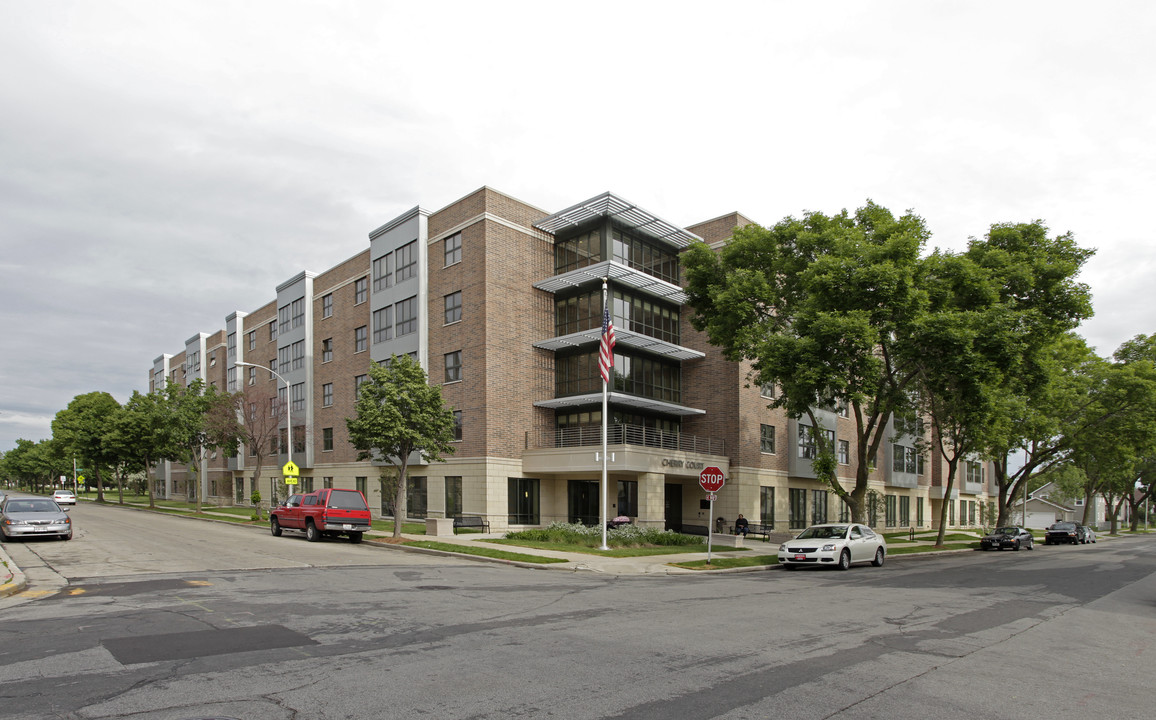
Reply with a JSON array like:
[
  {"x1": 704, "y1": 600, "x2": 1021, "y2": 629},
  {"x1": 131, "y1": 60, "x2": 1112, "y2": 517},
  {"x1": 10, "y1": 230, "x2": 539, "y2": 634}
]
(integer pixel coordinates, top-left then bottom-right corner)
[{"x1": 699, "y1": 466, "x2": 725, "y2": 493}]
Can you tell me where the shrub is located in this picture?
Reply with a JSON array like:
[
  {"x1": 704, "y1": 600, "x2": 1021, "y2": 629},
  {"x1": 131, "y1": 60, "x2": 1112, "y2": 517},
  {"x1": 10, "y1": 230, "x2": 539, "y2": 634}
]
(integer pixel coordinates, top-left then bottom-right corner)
[{"x1": 505, "y1": 522, "x2": 704, "y2": 549}]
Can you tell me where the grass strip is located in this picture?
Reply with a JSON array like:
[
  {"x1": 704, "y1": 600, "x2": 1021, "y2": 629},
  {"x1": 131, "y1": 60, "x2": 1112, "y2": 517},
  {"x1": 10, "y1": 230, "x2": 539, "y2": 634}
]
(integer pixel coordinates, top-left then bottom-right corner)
[
  {"x1": 886, "y1": 542, "x2": 977, "y2": 554},
  {"x1": 673, "y1": 555, "x2": 778, "y2": 570},
  {"x1": 486, "y1": 538, "x2": 713, "y2": 557},
  {"x1": 402, "y1": 540, "x2": 567, "y2": 564}
]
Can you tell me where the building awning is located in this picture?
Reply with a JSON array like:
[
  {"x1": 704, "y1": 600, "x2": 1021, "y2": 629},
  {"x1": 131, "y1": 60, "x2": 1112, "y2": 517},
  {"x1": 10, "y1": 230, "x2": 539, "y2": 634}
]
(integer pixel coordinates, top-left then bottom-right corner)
[
  {"x1": 534, "y1": 392, "x2": 705, "y2": 416},
  {"x1": 534, "y1": 192, "x2": 702, "y2": 250},
  {"x1": 533, "y1": 260, "x2": 687, "y2": 304},
  {"x1": 534, "y1": 328, "x2": 704, "y2": 361}
]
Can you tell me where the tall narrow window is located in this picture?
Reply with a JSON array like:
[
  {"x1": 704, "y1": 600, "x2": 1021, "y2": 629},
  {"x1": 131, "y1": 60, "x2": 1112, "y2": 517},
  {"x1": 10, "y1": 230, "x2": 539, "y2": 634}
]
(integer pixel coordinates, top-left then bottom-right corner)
[
  {"x1": 322, "y1": 338, "x2": 333, "y2": 363},
  {"x1": 322, "y1": 382, "x2": 333, "y2": 407},
  {"x1": 322, "y1": 427, "x2": 333, "y2": 451},
  {"x1": 444, "y1": 351, "x2": 462, "y2": 383},
  {"x1": 760, "y1": 424, "x2": 776, "y2": 453},
  {"x1": 373, "y1": 307, "x2": 393, "y2": 344},
  {"x1": 372, "y1": 253, "x2": 393, "y2": 292},
  {"x1": 396, "y1": 240, "x2": 418, "y2": 281},
  {"x1": 396, "y1": 296, "x2": 417, "y2": 336},
  {"x1": 789, "y1": 488, "x2": 807, "y2": 530},
  {"x1": 760, "y1": 487, "x2": 775, "y2": 527},
  {"x1": 453, "y1": 410, "x2": 462, "y2": 441},
  {"x1": 291, "y1": 383, "x2": 305, "y2": 412},
  {"x1": 444, "y1": 232, "x2": 461, "y2": 266},
  {"x1": 354, "y1": 326, "x2": 367, "y2": 353},
  {"x1": 322, "y1": 293, "x2": 333, "y2": 319},
  {"x1": 291, "y1": 298, "x2": 305, "y2": 328},
  {"x1": 444, "y1": 291, "x2": 462, "y2": 324},
  {"x1": 354, "y1": 277, "x2": 367, "y2": 304}
]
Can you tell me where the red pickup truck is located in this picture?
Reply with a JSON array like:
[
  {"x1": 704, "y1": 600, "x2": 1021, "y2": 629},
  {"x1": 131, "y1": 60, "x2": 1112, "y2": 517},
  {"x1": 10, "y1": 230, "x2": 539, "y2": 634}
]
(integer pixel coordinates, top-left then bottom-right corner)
[{"x1": 270, "y1": 488, "x2": 372, "y2": 543}]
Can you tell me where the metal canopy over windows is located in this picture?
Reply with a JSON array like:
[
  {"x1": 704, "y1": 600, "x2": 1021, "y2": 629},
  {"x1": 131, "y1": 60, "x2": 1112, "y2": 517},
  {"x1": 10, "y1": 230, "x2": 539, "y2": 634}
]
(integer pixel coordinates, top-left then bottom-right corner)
[
  {"x1": 534, "y1": 192, "x2": 702, "y2": 250},
  {"x1": 534, "y1": 392, "x2": 705, "y2": 417},
  {"x1": 533, "y1": 327, "x2": 704, "y2": 361},
  {"x1": 534, "y1": 260, "x2": 687, "y2": 303}
]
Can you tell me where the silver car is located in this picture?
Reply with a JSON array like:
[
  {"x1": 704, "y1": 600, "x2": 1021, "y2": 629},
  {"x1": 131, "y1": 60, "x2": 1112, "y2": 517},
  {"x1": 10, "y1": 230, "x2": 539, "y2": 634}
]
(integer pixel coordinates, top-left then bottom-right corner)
[
  {"x1": 778, "y1": 523, "x2": 887, "y2": 570},
  {"x1": 0, "y1": 497, "x2": 73, "y2": 541}
]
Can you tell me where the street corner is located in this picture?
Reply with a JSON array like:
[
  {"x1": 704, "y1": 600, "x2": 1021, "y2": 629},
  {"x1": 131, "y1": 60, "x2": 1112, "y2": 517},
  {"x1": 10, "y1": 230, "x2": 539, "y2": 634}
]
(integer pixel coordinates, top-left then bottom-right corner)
[{"x1": 0, "y1": 544, "x2": 28, "y2": 598}]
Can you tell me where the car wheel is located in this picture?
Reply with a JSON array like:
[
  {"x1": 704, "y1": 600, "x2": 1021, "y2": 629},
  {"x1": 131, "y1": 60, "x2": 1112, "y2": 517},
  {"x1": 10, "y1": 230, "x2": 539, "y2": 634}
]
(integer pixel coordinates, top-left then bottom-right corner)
[
  {"x1": 349, "y1": 532, "x2": 363, "y2": 544},
  {"x1": 1027, "y1": 539, "x2": 1034, "y2": 550},
  {"x1": 1013, "y1": 540, "x2": 1020, "y2": 551},
  {"x1": 62, "y1": 532, "x2": 72, "y2": 541},
  {"x1": 838, "y1": 550, "x2": 851, "y2": 571},
  {"x1": 305, "y1": 521, "x2": 320, "y2": 543},
  {"x1": 872, "y1": 548, "x2": 885, "y2": 567},
  {"x1": 270, "y1": 517, "x2": 282, "y2": 537}
]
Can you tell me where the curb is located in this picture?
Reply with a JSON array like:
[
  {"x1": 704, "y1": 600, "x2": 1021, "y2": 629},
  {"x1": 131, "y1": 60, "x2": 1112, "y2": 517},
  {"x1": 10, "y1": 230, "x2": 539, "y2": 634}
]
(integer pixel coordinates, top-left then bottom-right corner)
[{"x1": 0, "y1": 543, "x2": 28, "y2": 598}]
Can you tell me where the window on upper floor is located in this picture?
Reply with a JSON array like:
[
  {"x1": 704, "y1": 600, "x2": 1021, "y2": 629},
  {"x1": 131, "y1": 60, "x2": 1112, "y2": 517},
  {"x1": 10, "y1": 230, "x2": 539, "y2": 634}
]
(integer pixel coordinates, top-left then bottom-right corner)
[
  {"x1": 444, "y1": 232, "x2": 461, "y2": 266},
  {"x1": 354, "y1": 326, "x2": 367, "y2": 353},
  {"x1": 354, "y1": 277, "x2": 367, "y2": 305},
  {"x1": 322, "y1": 293, "x2": 333, "y2": 319},
  {"x1": 248, "y1": 331, "x2": 256, "y2": 350},
  {"x1": 291, "y1": 298, "x2": 305, "y2": 328},
  {"x1": 322, "y1": 338, "x2": 333, "y2": 363},
  {"x1": 278, "y1": 304, "x2": 291, "y2": 335},
  {"x1": 610, "y1": 227, "x2": 679, "y2": 284},
  {"x1": 555, "y1": 229, "x2": 602, "y2": 275},
  {"x1": 453, "y1": 410, "x2": 462, "y2": 441},
  {"x1": 445, "y1": 291, "x2": 462, "y2": 324},
  {"x1": 291, "y1": 382, "x2": 305, "y2": 412},
  {"x1": 396, "y1": 296, "x2": 417, "y2": 336},
  {"x1": 760, "y1": 424, "x2": 776, "y2": 454},
  {"x1": 269, "y1": 320, "x2": 277, "y2": 340},
  {"x1": 373, "y1": 307, "x2": 392, "y2": 344},
  {"x1": 444, "y1": 351, "x2": 462, "y2": 383},
  {"x1": 227, "y1": 333, "x2": 236, "y2": 360},
  {"x1": 396, "y1": 240, "x2": 418, "y2": 282},
  {"x1": 373, "y1": 252, "x2": 393, "y2": 292},
  {"x1": 322, "y1": 382, "x2": 333, "y2": 407},
  {"x1": 291, "y1": 340, "x2": 305, "y2": 371}
]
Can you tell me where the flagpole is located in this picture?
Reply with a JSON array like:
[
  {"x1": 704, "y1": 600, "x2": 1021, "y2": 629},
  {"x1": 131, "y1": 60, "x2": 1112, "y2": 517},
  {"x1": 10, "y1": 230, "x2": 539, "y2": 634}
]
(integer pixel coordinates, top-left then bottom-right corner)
[{"x1": 600, "y1": 277, "x2": 610, "y2": 551}]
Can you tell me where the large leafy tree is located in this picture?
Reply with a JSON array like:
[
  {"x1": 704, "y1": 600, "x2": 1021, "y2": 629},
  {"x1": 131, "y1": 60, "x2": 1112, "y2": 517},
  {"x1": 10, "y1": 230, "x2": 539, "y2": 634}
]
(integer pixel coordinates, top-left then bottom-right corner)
[
  {"x1": 161, "y1": 380, "x2": 244, "y2": 513},
  {"x1": 346, "y1": 354, "x2": 456, "y2": 538},
  {"x1": 684, "y1": 201, "x2": 930, "y2": 521},
  {"x1": 107, "y1": 390, "x2": 178, "y2": 509},
  {"x1": 2, "y1": 438, "x2": 68, "y2": 493},
  {"x1": 52, "y1": 392, "x2": 121, "y2": 502}
]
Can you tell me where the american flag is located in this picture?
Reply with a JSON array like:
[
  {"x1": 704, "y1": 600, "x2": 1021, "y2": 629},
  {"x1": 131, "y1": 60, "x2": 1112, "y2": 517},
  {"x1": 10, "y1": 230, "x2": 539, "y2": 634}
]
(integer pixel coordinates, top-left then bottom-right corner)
[{"x1": 599, "y1": 305, "x2": 616, "y2": 383}]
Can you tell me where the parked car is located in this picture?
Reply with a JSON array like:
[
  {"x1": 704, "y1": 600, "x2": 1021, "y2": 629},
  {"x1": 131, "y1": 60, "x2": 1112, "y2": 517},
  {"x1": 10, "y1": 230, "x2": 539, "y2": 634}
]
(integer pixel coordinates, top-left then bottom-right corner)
[
  {"x1": 1078, "y1": 525, "x2": 1097, "y2": 544},
  {"x1": 778, "y1": 523, "x2": 886, "y2": 570},
  {"x1": 980, "y1": 526, "x2": 1034, "y2": 551},
  {"x1": 269, "y1": 488, "x2": 371, "y2": 543},
  {"x1": 1045, "y1": 521, "x2": 1080, "y2": 545},
  {"x1": 52, "y1": 489, "x2": 77, "y2": 506},
  {"x1": 0, "y1": 496, "x2": 73, "y2": 541}
]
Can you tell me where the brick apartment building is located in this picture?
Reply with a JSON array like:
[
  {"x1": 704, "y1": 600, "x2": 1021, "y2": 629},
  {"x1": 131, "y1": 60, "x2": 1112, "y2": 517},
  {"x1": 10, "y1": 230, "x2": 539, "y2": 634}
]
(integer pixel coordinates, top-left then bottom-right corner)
[{"x1": 148, "y1": 186, "x2": 997, "y2": 533}]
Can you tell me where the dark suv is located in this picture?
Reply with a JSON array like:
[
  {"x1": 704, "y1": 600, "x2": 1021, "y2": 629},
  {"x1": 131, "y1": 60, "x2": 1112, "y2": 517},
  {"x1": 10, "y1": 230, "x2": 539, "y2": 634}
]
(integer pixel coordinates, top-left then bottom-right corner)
[
  {"x1": 1045, "y1": 521, "x2": 1080, "y2": 545},
  {"x1": 270, "y1": 488, "x2": 372, "y2": 543}
]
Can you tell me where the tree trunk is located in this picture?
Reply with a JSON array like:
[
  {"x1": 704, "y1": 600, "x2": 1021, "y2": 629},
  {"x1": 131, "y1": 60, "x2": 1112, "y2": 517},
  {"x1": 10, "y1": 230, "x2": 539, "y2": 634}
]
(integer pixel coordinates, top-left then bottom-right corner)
[
  {"x1": 934, "y1": 463, "x2": 959, "y2": 547},
  {"x1": 393, "y1": 455, "x2": 410, "y2": 539}
]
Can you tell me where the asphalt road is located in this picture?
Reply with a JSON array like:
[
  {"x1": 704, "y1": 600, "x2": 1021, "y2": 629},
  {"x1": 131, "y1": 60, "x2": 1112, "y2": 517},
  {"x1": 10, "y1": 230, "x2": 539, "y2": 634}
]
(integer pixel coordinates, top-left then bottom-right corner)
[{"x1": 1, "y1": 501, "x2": 1154, "y2": 720}]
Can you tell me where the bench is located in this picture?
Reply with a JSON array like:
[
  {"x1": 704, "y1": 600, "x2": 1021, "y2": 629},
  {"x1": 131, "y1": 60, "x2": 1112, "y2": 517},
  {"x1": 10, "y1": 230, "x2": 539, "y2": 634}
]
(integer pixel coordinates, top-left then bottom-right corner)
[
  {"x1": 732, "y1": 523, "x2": 772, "y2": 541},
  {"x1": 453, "y1": 516, "x2": 490, "y2": 533}
]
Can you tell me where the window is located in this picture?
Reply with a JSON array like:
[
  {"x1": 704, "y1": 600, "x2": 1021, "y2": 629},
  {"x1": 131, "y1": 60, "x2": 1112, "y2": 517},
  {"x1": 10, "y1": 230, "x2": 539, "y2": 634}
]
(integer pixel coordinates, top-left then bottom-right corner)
[
  {"x1": 277, "y1": 386, "x2": 287, "y2": 415},
  {"x1": 354, "y1": 277, "x2": 367, "y2": 304},
  {"x1": 868, "y1": 491, "x2": 879, "y2": 527},
  {"x1": 226, "y1": 366, "x2": 237, "y2": 391},
  {"x1": 322, "y1": 338, "x2": 333, "y2": 363},
  {"x1": 893, "y1": 445, "x2": 918, "y2": 474},
  {"x1": 885, "y1": 495, "x2": 897, "y2": 527},
  {"x1": 760, "y1": 382, "x2": 775, "y2": 400},
  {"x1": 445, "y1": 476, "x2": 463, "y2": 518},
  {"x1": 322, "y1": 382, "x2": 333, "y2": 407},
  {"x1": 949, "y1": 500, "x2": 955, "y2": 525},
  {"x1": 617, "y1": 480, "x2": 638, "y2": 516},
  {"x1": 301, "y1": 476, "x2": 314, "y2": 493},
  {"x1": 323, "y1": 477, "x2": 333, "y2": 489},
  {"x1": 322, "y1": 427, "x2": 333, "y2": 451},
  {"x1": 356, "y1": 476, "x2": 367, "y2": 498},
  {"x1": 760, "y1": 424, "x2": 776, "y2": 453},
  {"x1": 444, "y1": 291, "x2": 462, "y2": 324},
  {"x1": 269, "y1": 320, "x2": 277, "y2": 340},
  {"x1": 453, "y1": 410, "x2": 462, "y2": 441},
  {"x1": 444, "y1": 232, "x2": 461, "y2": 266},
  {"x1": 407, "y1": 476, "x2": 428, "y2": 519},
  {"x1": 372, "y1": 253, "x2": 392, "y2": 292},
  {"x1": 322, "y1": 293, "x2": 333, "y2": 319},
  {"x1": 278, "y1": 304, "x2": 291, "y2": 335},
  {"x1": 899, "y1": 496, "x2": 910, "y2": 527},
  {"x1": 839, "y1": 499, "x2": 851, "y2": 523},
  {"x1": 354, "y1": 374, "x2": 368, "y2": 399},
  {"x1": 760, "y1": 487, "x2": 775, "y2": 527},
  {"x1": 789, "y1": 488, "x2": 807, "y2": 530},
  {"x1": 444, "y1": 351, "x2": 462, "y2": 383},
  {"x1": 508, "y1": 477, "x2": 540, "y2": 525},
  {"x1": 269, "y1": 397, "x2": 278, "y2": 418},
  {"x1": 916, "y1": 498, "x2": 924, "y2": 526},
  {"x1": 837, "y1": 400, "x2": 849, "y2": 418},
  {"x1": 189, "y1": 351, "x2": 200, "y2": 373},
  {"x1": 291, "y1": 298, "x2": 305, "y2": 328},
  {"x1": 354, "y1": 326, "x2": 367, "y2": 353},
  {"x1": 373, "y1": 307, "x2": 392, "y2": 344},
  {"x1": 290, "y1": 383, "x2": 305, "y2": 412},
  {"x1": 269, "y1": 358, "x2": 277, "y2": 377},
  {"x1": 797, "y1": 425, "x2": 831, "y2": 459},
  {"x1": 291, "y1": 340, "x2": 305, "y2": 371},
  {"x1": 838, "y1": 439, "x2": 850, "y2": 465},
  {"x1": 396, "y1": 240, "x2": 418, "y2": 282},
  {"x1": 248, "y1": 331, "x2": 256, "y2": 350},
  {"x1": 811, "y1": 490, "x2": 828, "y2": 525},
  {"x1": 959, "y1": 499, "x2": 968, "y2": 526},
  {"x1": 396, "y1": 296, "x2": 418, "y2": 336},
  {"x1": 278, "y1": 346, "x2": 290, "y2": 372},
  {"x1": 610, "y1": 227, "x2": 679, "y2": 284},
  {"x1": 227, "y1": 333, "x2": 236, "y2": 361}
]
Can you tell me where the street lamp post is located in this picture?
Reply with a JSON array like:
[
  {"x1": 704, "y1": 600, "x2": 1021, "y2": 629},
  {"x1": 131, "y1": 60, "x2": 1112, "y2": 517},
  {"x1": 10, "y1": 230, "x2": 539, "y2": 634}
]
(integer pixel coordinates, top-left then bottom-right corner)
[{"x1": 235, "y1": 361, "x2": 292, "y2": 503}]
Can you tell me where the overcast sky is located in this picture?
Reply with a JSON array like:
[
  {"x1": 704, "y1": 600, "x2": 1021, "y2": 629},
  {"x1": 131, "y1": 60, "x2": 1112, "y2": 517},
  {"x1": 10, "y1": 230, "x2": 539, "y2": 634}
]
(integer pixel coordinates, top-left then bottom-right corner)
[{"x1": 2, "y1": 1, "x2": 1154, "y2": 451}]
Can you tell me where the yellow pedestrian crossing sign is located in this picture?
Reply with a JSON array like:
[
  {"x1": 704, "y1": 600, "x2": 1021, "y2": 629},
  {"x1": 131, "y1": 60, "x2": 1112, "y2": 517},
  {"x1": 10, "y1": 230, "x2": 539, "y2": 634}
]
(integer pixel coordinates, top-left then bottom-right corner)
[{"x1": 282, "y1": 461, "x2": 299, "y2": 477}]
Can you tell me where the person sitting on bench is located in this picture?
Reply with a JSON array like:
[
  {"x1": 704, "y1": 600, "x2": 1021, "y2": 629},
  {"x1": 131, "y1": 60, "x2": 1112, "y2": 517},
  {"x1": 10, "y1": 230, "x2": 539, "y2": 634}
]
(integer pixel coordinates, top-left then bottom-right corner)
[{"x1": 734, "y1": 514, "x2": 750, "y2": 536}]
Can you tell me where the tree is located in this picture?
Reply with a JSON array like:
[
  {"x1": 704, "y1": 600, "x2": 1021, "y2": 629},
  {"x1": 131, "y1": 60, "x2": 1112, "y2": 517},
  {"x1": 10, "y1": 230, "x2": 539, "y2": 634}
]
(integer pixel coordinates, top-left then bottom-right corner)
[
  {"x1": 345, "y1": 355, "x2": 456, "y2": 538},
  {"x1": 52, "y1": 392, "x2": 122, "y2": 502},
  {"x1": 2, "y1": 438, "x2": 67, "y2": 492},
  {"x1": 161, "y1": 380, "x2": 244, "y2": 513},
  {"x1": 238, "y1": 386, "x2": 288, "y2": 519},
  {"x1": 106, "y1": 390, "x2": 175, "y2": 509},
  {"x1": 684, "y1": 201, "x2": 931, "y2": 521}
]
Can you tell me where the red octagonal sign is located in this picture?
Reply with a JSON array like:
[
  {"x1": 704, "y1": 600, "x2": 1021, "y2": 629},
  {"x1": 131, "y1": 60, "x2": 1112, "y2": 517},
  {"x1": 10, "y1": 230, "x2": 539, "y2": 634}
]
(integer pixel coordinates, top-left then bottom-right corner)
[{"x1": 699, "y1": 466, "x2": 725, "y2": 493}]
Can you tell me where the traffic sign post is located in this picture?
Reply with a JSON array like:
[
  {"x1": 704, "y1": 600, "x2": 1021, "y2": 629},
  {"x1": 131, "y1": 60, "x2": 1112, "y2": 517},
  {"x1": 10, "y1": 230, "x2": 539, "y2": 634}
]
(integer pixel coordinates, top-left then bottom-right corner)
[
  {"x1": 282, "y1": 461, "x2": 299, "y2": 488},
  {"x1": 700, "y1": 467, "x2": 726, "y2": 564}
]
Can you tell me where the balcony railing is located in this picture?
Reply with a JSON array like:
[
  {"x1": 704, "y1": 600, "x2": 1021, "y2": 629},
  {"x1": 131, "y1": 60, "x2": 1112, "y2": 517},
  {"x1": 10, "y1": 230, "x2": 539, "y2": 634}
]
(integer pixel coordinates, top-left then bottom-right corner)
[{"x1": 535, "y1": 423, "x2": 724, "y2": 455}]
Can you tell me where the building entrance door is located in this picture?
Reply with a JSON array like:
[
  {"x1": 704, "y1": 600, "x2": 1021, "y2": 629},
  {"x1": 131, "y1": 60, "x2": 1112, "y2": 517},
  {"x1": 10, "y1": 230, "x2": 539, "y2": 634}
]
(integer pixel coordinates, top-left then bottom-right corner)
[
  {"x1": 664, "y1": 483, "x2": 682, "y2": 532},
  {"x1": 568, "y1": 480, "x2": 599, "y2": 525}
]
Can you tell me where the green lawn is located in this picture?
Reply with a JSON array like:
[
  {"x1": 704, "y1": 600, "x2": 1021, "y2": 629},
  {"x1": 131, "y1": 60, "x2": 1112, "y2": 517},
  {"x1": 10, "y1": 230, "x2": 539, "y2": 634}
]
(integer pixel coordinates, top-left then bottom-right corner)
[
  {"x1": 486, "y1": 538, "x2": 710, "y2": 557},
  {"x1": 402, "y1": 540, "x2": 567, "y2": 564}
]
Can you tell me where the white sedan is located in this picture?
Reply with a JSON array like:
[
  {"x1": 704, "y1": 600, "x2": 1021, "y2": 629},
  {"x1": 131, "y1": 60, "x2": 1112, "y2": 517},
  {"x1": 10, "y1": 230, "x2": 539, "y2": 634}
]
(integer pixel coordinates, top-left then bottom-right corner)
[
  {"x1": 778, "y1": 523, "x2": 886, "y2": 570},
  {"x1": 52, "y1": 490, "x2": 77, "y2": 506}
]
